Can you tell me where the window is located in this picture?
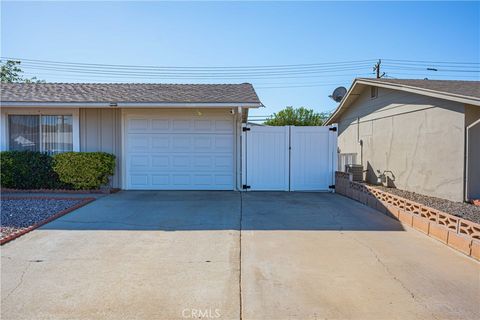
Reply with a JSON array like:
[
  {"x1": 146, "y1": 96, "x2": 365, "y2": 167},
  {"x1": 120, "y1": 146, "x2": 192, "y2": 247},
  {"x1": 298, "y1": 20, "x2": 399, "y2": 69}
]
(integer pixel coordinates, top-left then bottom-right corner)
[
  {"x1": 8, "y1": 115, "x2": 73, "y2": 154},
  {"x1": 370, "y1": 87, "x2": 378, "y2": 99}
]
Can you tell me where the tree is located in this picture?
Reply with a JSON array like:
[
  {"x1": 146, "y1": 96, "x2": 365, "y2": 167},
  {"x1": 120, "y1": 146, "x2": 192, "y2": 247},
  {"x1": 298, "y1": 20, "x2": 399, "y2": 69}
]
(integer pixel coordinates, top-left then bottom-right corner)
[
  {"x1": 264, "y1": 106, "x2": 330, "y2": 126},
  {"x1": 1, "y1": 60, "x2": 44, "y2": 83}
]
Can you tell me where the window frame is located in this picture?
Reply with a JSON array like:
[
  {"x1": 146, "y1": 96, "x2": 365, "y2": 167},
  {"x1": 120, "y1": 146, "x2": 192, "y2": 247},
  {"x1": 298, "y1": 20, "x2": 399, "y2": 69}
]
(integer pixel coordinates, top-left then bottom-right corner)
[{"x1": 0, "y1": 108, "x2": 80, "y2": 152}]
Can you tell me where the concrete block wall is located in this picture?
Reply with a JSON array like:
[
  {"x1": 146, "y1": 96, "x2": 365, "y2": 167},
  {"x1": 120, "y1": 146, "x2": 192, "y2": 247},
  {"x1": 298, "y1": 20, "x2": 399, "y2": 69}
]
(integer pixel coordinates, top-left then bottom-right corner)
[{"x1": 335, "y1": 172, "x2": 480, "y2": 261}]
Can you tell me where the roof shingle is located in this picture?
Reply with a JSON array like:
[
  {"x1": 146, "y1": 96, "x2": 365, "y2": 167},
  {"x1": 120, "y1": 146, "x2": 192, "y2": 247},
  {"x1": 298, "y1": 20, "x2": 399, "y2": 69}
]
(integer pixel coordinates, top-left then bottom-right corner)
[
  {"x1": 0, "y1": 83, "x2": 261, "y2": 104},
  {"x1": 358, "y1": 78, "x2": 480, "y2": 99}
]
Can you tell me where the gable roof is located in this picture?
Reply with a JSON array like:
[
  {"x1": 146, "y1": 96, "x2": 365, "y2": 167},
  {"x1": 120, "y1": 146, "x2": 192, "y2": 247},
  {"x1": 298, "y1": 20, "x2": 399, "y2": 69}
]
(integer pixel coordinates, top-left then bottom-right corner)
[
  {"x1": 325, "y1": 78, "x2": 480, "y2": 125},
  {"x1": 0, "y1": 83, "x2": 261, "y2": 106}
]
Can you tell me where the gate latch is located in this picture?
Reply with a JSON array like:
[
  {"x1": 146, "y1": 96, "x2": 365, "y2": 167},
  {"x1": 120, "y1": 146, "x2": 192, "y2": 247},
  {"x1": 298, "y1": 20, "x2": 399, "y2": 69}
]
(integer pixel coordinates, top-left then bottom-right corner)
[
  {"x1": 243, "y1": 127, "x2": 251, "y2": 132},
  {"x1": 242, "y1": 184, "x2": 251, "y2": 189}
]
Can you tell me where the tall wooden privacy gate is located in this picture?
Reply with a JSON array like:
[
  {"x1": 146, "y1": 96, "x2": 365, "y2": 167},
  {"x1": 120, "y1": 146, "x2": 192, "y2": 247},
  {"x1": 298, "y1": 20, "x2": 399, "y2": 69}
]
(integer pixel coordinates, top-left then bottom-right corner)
[{"x1": 241, "y1": 125, "x2": 337, "y2": 191}]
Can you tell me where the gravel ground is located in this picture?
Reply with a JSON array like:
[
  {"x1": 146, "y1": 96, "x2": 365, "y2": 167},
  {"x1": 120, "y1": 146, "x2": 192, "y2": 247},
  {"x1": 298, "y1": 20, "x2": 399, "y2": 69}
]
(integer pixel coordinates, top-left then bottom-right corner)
[
  {"x1": 369, "y1": 185, "x2": 480, "y2": 224},
  {"x1": 1, "y1": 198, "x2": 83, "y2": 240}
]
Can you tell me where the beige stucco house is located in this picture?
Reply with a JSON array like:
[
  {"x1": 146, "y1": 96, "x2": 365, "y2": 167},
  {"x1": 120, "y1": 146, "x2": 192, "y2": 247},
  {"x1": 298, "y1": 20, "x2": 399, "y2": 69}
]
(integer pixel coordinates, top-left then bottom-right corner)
[
  {"x1": 0, "y1": 83, "x2": 262, "y2": 190},
  {"x1": 325, "y1": 78, "x2": 480, "y2": 202}
]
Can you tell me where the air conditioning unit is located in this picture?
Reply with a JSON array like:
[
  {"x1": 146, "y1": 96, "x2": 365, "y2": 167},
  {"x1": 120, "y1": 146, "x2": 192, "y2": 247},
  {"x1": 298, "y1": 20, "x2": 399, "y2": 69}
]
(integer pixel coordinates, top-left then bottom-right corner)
[{"x1": 345, "y1": 164, "x2": 363, "y2": 182}]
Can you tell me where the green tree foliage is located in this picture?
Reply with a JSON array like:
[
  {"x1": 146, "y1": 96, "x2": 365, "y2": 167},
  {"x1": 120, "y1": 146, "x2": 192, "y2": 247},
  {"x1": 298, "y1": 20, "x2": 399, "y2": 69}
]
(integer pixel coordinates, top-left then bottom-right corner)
[
  {"x1": 1, "y1": 60, "x2": 45, "y2": 83},
  {"x1": 264, "y1": 106, "x2": 330, "y2": 126}
]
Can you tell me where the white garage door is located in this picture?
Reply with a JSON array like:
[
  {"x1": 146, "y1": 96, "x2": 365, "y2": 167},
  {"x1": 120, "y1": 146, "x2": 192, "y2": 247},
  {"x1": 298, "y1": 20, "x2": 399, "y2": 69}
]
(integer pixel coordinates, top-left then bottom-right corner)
[{"x1": 125, "y1": 110, "x2": 234, "y2": 190}]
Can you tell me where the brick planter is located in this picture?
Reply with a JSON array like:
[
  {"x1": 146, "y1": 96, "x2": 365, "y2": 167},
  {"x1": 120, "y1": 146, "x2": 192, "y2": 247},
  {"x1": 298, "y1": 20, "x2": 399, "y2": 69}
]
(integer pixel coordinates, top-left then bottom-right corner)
[{"x1": 335, "y1": 172, "x2": 480, "y2": 261}]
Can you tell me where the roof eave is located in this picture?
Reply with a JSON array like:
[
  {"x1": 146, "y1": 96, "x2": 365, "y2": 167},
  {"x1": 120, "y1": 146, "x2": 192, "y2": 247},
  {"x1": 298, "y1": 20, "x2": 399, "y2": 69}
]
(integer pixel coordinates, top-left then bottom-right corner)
[
  {"x1": 325, "y1": 78, "x2": 480, "y2": 125},
  {"x1": 0, "y1": 102, "x2": 262, "y2": 108},
  {"x1": 357, "y1": 78, "x2": 480, "y2": 107}
]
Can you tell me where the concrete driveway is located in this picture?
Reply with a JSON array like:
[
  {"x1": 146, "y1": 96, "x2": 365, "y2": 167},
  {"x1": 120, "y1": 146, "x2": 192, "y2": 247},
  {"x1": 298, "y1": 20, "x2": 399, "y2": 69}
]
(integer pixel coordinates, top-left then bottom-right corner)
[{"x1": 1, "y1": 191, "x2": 479, "y2": 320}]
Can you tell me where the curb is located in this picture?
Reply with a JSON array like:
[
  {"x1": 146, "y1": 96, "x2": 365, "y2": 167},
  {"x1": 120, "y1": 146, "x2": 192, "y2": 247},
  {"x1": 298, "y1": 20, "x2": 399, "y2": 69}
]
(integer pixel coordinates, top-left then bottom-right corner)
[{"x1": 0, "y1": 197, "x2": 95, "y2": 245}]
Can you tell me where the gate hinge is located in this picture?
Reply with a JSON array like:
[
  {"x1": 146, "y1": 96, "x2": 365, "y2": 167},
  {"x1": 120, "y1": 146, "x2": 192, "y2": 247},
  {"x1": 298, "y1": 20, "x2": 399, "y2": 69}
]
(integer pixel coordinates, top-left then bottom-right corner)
[
  {"x1": 329, "y1": 185, "x2": 336, "y2": 189},
  {"x1": 329, "y1": 127, "x2": 337, "y2": 132},
  {"x1": 242, "y1": 127, "x2": 251, "y2": 132},
  {"x1": 242, "y1": 184, "x2": 251, "y2": 189}
]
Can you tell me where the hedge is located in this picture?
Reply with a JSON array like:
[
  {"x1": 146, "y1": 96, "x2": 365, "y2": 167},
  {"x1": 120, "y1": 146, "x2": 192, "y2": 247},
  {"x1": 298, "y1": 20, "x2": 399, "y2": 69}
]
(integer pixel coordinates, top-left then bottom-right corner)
[
  {"x1": 0, "y1": 151, "x2": 116, "y2": 190},
  {"x1": 0, "y1": 151, "x2": 66, "y2": 189},
  {"x1": 53, "y1": 152, "x2": 116, "y2": 190}
]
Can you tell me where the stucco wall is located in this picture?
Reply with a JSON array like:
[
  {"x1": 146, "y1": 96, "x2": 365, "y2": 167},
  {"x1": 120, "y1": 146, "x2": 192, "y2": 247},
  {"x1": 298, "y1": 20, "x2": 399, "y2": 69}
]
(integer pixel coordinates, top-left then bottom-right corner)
[
  {"x1": 337, "y1": 87, "x2": 466, "y2": 202},
  {"x1": 80, "y1": 108, "x2": 122, "y2": 188},
  {"x1": 465, "y1": 104, "x2": 480, "y2": 200}
]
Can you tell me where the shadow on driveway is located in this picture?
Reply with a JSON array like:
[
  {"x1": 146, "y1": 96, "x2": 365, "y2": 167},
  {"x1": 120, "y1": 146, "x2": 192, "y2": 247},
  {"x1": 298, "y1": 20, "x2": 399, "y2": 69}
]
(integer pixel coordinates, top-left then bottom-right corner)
[{"x1": 41, "y1": 191, "x2": 404, "y2": 232}]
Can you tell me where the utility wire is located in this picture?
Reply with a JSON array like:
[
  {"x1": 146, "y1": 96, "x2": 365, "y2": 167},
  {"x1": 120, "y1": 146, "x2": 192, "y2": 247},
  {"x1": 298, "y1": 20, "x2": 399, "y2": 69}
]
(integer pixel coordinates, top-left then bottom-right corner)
[
  {"x1": 10, "y1": 57, "x2": 479, "y2": 83},
  {"x1": 1, "y1": 57, "x2": 376, "y2": 70}
]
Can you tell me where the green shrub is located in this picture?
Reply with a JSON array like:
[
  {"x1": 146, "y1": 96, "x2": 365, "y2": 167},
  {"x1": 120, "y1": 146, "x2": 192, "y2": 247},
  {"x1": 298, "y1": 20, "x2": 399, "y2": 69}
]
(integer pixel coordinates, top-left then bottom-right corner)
[
  {"x1": 0, "y1": 151, "x2": 66, "y2": 189},
  {"x1": 53, "y1": 152, "x2": 116, "y2": 190},
  {"x1": 0, "y1": 151, "x2": 116, "y2": 190}
]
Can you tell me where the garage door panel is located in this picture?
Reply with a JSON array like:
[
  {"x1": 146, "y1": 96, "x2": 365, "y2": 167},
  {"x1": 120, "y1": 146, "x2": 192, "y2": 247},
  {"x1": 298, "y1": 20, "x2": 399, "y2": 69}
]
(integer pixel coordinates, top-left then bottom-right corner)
[
  {"x1": 215, "y1": 136, "x2": 233, "y2": 151},
  {"x1": 128, "y1": 119, "x2": 149, "y2": 131},
  {"x1": 127, "y1": 115, "x2": 233, "y2": 134},
  {"x1": 152, "y1": 174, "x2": 169, "y2": 186},
  {"x1": 172, "y1": 136, "x2": 192, "y2": 151},
  {"x1": 152, "y1": 136, "x2": 170, "y2": 149},
  {"x1": 194, "y1": 136, "x2": 212, "y2": 150},
  {"x1": 151, "y1": 119, "x2": 169, "y2": 130},
  {"x1": 193, "y1": 175, "x2": 214, "y2": 185},
  {"x1": 193, "y1": 155, "x2": 214, "y2": 168},
  {"x1": 194, "y1": 120, "x2": 213, "y2": 131},
  {"x1": 215, "y1": 174, "x2": 233, "y2": 186},
  {"x1": 172, "y1": 155, "x2": 190, "y2": 168},
  {"x1": 130, "y1": 155, "x2": 149, "y2": 169},
  {"x1": 152, "y1": 155, "x2": 169, "y2": 168},
  {"x1": 172, "y1": 174, "x2": 191, "y2": 186},
  {"x1": 172, "y1": 120, "x2": 191, "y2": 131},
  {"x1": 128, "y1": 136, "x2": 149, "y2": 152},
  {"x1": 130, "y1": 174, "x2": 149, "y2": 187},
  {"x1": 215, "y1": 156, "x2": 232, "y2": 168},
  {"x1": 125, "y1": 111, "x2": 234, "y2": 190},
  {"x1": 215, "y1": 120, "x2": 233, "y2": 131},
  {"x1": 129, "y1": 154, "x2": 232, "y2": 172}
]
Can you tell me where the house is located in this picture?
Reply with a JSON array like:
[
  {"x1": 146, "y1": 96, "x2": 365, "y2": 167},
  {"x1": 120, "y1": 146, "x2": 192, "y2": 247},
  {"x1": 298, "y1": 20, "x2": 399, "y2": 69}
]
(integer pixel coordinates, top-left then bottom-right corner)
[
  {"x1": 0, "y1": 83, "x2": 262, "y2": 190},
  {"x1": 325, "y1": 78, "x2": 480, "y2": 202}
]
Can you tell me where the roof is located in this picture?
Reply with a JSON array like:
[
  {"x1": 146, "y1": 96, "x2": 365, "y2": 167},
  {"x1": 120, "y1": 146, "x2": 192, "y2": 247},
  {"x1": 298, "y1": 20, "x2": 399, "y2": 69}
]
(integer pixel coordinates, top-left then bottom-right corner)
[
  {"x1": 359, "y1": 78, "x2": 480, "y2": 99},
  {"x1": 0, "y1": 83, "x2": 261, "y2": 106},
  {"x1": 325, "y1": 78, "x2": 480, "y2": 125}
]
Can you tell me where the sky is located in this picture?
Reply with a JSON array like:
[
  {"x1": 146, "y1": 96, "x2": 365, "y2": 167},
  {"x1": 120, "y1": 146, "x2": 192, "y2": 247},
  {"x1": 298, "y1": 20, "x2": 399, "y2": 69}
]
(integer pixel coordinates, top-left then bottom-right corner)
[{"x1": 1, "y1": 1, "x2": 479, "y2": 119}]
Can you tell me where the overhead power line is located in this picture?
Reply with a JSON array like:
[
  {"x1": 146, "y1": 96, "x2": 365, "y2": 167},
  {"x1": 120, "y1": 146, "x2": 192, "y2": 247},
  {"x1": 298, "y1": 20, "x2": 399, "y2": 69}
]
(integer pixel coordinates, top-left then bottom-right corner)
[
  {"x1": 1, "y1": 57, "x2": 376, "y2": 71},
  {"x1": 5, "y1": 57, "x2": 479, "y2": 84},
  {"x1": 383, "y1": 58, "x2": 480, "y2": 65}
]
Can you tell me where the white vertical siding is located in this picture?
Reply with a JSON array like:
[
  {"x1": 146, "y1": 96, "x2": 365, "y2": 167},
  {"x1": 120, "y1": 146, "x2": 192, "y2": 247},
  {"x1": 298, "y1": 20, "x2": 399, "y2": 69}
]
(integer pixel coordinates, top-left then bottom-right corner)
[{"x1": 80, "y1": 108, "x2": 122, "y2": 188}]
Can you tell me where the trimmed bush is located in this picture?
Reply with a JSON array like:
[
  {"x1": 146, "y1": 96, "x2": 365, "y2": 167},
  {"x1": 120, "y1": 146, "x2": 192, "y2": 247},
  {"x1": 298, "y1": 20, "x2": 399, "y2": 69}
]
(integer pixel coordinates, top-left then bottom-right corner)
[
  {"x1": 0, "y1": 151, "x2": 116, "y2": 190},
  {"x1": 53, "y1": 152, "x2": 116, "y2": 190},
  {"x1": 0, "y1": 151, "x2": 66, "y2": 189}
]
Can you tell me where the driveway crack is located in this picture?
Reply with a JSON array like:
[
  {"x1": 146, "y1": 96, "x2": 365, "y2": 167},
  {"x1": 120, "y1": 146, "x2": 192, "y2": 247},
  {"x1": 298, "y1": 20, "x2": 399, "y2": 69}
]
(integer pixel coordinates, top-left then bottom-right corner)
[
  {"x1": 346, "y1": 234, "x2": 440, "y2": 320},
  {"x1": 2, "y1": 262, "x2": 30, "y2": 303}
]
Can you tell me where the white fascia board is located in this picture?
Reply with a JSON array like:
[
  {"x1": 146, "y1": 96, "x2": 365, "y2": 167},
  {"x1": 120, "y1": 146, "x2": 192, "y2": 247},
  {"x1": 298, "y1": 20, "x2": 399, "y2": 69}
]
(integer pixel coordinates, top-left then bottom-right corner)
[{"x1": 0, "y1": 102, "x2": 262, "y2": 108}]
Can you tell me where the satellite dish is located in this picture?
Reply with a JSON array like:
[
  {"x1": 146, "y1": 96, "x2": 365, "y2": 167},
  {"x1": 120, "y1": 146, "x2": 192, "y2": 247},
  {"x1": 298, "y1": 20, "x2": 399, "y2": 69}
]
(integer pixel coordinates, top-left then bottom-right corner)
[{"x1": 329, "y1": 86, "x2": 347, "y2": 103}]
